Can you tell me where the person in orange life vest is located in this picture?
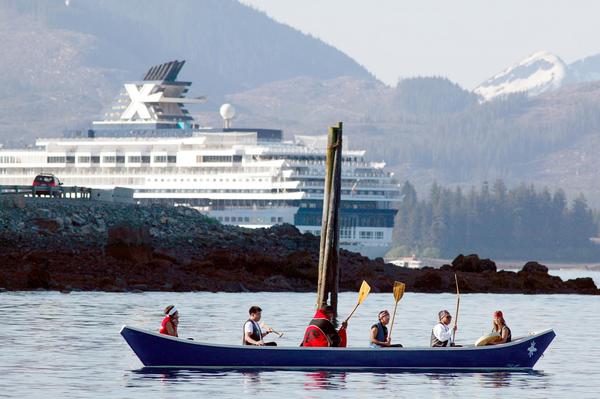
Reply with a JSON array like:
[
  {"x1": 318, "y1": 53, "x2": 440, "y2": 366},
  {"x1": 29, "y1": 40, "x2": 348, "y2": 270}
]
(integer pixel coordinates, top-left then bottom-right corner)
[
  {"x1": 301, "y1": 305, "x2": 348, "y2": 347},
  {"x1": 159, "y1": 305, "x2": 179, "y2": 337},
  {"x1": 243, "y1": 305, "x2": 277, "y2": 346}
]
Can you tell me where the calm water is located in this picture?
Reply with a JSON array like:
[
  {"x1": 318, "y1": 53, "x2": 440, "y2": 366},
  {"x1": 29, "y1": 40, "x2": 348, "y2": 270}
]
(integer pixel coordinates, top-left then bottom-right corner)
[{"x1": 1, "y1": 271, "x2": 598, "y2": 398}]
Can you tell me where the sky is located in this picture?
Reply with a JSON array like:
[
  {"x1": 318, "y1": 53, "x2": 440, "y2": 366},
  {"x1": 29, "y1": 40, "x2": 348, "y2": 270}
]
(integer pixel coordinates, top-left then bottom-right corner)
[{"x1": 241, "y1": 0, "x2": 600, "y2": 89}]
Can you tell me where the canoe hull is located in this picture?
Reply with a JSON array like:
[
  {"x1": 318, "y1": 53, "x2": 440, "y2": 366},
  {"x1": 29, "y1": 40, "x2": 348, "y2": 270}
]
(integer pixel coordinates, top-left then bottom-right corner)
[{"x1": 120, "y1": 326, "x2": 555, "y2": 371}]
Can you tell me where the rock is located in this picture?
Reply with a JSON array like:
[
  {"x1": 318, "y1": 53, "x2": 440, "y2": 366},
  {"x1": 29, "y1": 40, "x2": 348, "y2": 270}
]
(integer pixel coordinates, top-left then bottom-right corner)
[
  {"x1": 521, "y1": 261, "x2": 549, "y2": 274},
  {"x1": 452, "y1": 254, "x2": 497, "y2": 273},
  {"x1": 105, "y1": 224, "x2": 153, "y2": 262},
  {"x1": 413, "y1": 271, "x2": 443, "y2": 291},
  {"x1": 32, "y1": 218, "x2": 62, "y2": 233},
  {"x1": 37, "y1": 208, "x2": 51, "y2": 219},
  {"x1": 71, "y1": 214, "x2": 86, "y2": 226},
  {"x1": 26, "y1": 264, "x2": 50, "y2": 289}
]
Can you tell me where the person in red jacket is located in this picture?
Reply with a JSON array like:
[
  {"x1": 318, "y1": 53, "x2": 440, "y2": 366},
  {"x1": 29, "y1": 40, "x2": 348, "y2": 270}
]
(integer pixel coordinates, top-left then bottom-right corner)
[
  {"x1": 301, "y1": 305, "x2": 348, "y2": 347},
  {"x1": 159, "y1": 304, "x2": 179, "y2": 337}
]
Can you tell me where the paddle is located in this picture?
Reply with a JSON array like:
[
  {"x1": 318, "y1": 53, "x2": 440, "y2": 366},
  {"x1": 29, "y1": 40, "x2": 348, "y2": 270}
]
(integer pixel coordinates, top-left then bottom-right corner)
[
  {"x1": 388, "y1": 281, "x2": 405, "y2": 340},
  {"x1": 452, "y1": 273, "x2": 460, "y2": 344},
  {"x1": 260, "y1": 322, "x2": 284, "y2": 338},
  {"x1": 344, "y1": 280, "x2": 371, "y2": 323}
]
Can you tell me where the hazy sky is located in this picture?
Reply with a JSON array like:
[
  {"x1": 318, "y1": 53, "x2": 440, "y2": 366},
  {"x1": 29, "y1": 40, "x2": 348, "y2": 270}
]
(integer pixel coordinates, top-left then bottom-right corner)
[{"x1": 241, "y1": 0, "x2": 600, "y2": 89}]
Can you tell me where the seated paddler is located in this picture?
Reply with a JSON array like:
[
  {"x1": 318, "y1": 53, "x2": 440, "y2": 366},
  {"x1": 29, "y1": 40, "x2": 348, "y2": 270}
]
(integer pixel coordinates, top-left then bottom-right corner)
[
  {"x1": 430, "y1": 309, "x2": 456, "y2": 347},
  {"x1": 243, "y1": 305, "x2": 277, "y2": 346},
  {"x1": 369, "y1": 309, "x2": 402, "y2": 348},
  {"x1": 159, "y1": 305, "x2": 179, "y2": 337},
  {"x1": 488, "y1": 310, "x2": 512, "y2": 345},
  {"x1": 301, "y1": 305, "x2": 348, "y2": 347}
]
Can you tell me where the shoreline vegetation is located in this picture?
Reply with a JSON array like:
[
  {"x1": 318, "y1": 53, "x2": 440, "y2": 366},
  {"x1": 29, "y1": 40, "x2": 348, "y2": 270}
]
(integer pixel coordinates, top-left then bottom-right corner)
[
  {"x1": 0, "y1": 196, "x2": 598, "y2": 295},
  {"x1": 390, "y1": 180, "x2": 600, "y2": 262}
]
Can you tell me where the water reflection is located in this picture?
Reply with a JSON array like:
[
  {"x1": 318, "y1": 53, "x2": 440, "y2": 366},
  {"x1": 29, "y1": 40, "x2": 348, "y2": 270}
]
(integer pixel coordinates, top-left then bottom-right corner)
[{"x1": 303, "y1": 371, "x2": 347, "y2": 390}]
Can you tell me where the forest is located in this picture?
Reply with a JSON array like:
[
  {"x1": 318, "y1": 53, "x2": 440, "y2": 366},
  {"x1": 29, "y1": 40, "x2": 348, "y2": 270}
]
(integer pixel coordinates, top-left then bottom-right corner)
[{"x1": 389, "y1": 180, "x2": 600, "y2": 261}]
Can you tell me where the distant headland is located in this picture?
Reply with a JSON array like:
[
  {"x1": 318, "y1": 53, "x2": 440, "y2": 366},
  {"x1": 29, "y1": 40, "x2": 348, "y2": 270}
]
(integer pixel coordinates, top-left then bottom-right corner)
[{"x1": 0, "y1": 196, "x2": 597, "y2": 295}]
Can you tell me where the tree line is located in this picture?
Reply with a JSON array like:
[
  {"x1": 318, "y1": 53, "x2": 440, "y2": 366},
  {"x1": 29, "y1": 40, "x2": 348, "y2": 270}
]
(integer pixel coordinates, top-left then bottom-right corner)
[{"x1": 389, "y1": 180, "x2": 600, "y2": 261}]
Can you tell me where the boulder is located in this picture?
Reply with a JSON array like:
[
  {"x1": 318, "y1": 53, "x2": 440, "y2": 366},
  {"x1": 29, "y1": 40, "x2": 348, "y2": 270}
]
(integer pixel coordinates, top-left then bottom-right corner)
[
  {"x1": 451, "y1": 254, "x2": 497, "y2": 273},
  {"x1": 521, "y1": 261, "x2": 549, "y2": 274}
]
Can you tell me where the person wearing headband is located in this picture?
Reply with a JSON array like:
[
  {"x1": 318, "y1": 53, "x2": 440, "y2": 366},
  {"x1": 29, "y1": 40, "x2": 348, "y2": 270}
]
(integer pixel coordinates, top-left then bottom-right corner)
[
  {"x1": 159, "y1": 304, "x2": 179, "y2": 337},
  {"x1": 488, "y1": 310, "x2": 512, "y2": 345},
  {"x1": 370, "y1": 310, "x2": 393, "y2": 348},
  {"x1": 430, "y1": 309, "x2": 456, "y2": 347}
]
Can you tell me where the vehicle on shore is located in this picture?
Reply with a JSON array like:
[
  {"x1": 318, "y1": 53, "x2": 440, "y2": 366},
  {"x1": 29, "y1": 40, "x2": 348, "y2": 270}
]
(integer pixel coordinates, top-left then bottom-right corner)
[{"x1": 32, "y1": 173, "x2": 62, "y2": 197}]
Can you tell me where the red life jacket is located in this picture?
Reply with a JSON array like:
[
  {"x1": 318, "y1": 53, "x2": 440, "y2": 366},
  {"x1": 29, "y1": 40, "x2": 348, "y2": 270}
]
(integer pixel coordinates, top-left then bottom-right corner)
[
  {"x1": 159, "y1": 315, "x2": 178, "y2": 337},
  {"x1": 301, "y1": 309, "x2": 347, "y2": 347}
]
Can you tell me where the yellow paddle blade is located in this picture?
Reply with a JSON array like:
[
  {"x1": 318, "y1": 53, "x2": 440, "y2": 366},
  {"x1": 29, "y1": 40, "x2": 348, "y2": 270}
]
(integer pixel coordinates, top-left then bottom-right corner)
[
  {"x1": 357, "y1": 280, "x2": 371, "y2": 304},
  {"x1": 393, "y1": 281, "x2": 405, "y2": 302}
]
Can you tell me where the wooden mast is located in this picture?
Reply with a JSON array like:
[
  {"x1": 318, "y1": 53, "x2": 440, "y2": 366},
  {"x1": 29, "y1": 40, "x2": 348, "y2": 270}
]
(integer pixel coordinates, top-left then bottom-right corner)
[{"x1": 316, "y1": 122, "x2": 343, "y2": 322}]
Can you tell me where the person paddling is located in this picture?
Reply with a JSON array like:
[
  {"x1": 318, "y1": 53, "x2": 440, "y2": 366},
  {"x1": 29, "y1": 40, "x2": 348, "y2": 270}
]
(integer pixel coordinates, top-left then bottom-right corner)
[
  {"x1": 301, "y1": 305, "x2": 348, "y2": 347},
  {"x1": 159, "y1": 305, "x2": 179, "y2": 337},
  {"x1": 243, "y1": 306, "x2": 277, "y2": 346},
  {"x1": 488, "y1": 310, "x2": 512, "y2": 345},
  {"x1": 369, "y1": 310, "x2": 403, "y2": 348},
  {"x1": 431, "y1": 309, "x2": 456, "y2": 347}
]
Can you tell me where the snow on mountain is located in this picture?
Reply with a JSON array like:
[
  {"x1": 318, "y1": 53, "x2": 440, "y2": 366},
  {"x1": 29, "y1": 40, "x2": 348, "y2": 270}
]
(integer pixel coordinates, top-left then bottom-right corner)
[{"x1": 474, "y1": 51, "x2": 568, "y2": 101}]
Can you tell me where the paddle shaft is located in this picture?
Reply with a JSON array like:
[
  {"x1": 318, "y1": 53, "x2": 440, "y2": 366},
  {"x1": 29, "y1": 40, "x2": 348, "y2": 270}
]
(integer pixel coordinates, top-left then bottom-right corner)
[
  {"x1": 452, "y1": 274, "x2": 460, "y2": 343},
  {"x1": 344, "y1": 302, "x2": 360, "y2": 323},
  {"x1": 388, "y1": 299, "x2": 399, "y2": 339}
]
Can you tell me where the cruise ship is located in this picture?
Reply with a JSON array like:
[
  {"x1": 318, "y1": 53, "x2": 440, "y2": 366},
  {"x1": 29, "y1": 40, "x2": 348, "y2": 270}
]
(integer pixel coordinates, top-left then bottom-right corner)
[{"x1": 0, "y1": 61, "x2": 401, "y2": 258}]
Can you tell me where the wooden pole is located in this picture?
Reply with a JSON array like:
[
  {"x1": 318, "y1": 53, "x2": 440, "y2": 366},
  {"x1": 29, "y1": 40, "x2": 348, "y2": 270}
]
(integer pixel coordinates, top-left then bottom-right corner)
[
  {"x1": 316, "y1": 125, "x2": 336, "y2": 309},
  {"x1": 326, "y1": 122, "x2": 342, "y2": 319},
  {"x1": 316, "y1": 122, "x2": 343, "y2": 322}
]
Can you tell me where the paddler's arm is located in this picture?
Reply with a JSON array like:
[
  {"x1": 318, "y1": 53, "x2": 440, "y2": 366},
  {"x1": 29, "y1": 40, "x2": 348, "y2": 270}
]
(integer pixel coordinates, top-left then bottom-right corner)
[
  {"x1": 338, "y1": 321, "x2": 348, "y2": 347},
  {"x1": 370, "y1": 325, "x2": 390, "y2": 347},
  {"x1": 165, "y1": 321, "x2": 177, "y2": 337},
  {"x1": 245, "y1": 332, "x2": 265, "y2": 346}
]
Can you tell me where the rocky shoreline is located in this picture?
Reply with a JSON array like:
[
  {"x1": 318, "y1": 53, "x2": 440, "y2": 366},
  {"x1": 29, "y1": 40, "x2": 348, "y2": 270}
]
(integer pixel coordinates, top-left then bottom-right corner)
[{"x1": 0, "y1": 197, "x2": 598, "y2": 295}]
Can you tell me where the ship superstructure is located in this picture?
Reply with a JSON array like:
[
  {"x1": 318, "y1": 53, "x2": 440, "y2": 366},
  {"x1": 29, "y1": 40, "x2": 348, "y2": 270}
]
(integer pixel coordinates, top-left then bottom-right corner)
[{"x1": 0, "y1": 61, "x2": 400, "y2": 258}]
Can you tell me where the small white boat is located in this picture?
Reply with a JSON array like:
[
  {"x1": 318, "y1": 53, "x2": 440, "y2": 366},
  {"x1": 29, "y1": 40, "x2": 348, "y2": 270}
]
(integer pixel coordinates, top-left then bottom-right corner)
[{"x1": 389, "y1": 255, "x2": 422, "y2": 269}]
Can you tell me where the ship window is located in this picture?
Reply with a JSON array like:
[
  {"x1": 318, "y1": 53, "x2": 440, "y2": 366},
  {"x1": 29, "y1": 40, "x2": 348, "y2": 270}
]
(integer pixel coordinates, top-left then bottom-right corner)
[
  {"x1": 360, "y1": 231, "x2": 374, "y2": 239},
  {"x1": 141, "y1": 156, "x2": 151, "y2": 163},
  {"x1": 128, "y1": 156, "x2": 141, "y2": 163},
  {"x1": 375, "y1": 231, "x2": 384, "y2": 240},
  {"x1": 271, "y1": 217, "x2": 276, "y2": 223},
  {"x1": 154, "y1": 156, "x2": 167, "y2": 163},
  {"x1": 65, "y1": 156, "x2": 75, "y2": 164},
  {"x1": 47, "y1": 156, "x2": 66, "y2": 163},
  {"x1": 202, "y1": 155, "x2": 232, "y2": 163},
  {"x1": 91, "y1": 156, "x2": 100, "y2": 164},
  {"x1": 277, "y1": 217, "x2": 283, "y2": 223},
  {"x1": 167, "y1": 156, "x2": 177, "y2": 163},
  {"x1": 103, "y1": 156, "x2": 116, "y2": 163},
  {"x1": 224, "y1": 217, "x2": 230, "y2": 222},
  {"x1": 233, "y1": 155, "x2": 242, "y2": 162},
  {"x1": 76, "y1": 156, "x2": 90, "y2": 163},
  {"x1": 244, "y1": 217, "x2": 250, "y2": 222},
  {"x1": 116, "y1": 156, "x2": 125, "y2": 164}
]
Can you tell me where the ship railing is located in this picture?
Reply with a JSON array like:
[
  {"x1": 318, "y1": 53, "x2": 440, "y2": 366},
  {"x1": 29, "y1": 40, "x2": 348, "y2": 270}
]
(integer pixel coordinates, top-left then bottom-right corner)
[{"x1": 0, "y1": 185, "x2": 92, "y2": 199}]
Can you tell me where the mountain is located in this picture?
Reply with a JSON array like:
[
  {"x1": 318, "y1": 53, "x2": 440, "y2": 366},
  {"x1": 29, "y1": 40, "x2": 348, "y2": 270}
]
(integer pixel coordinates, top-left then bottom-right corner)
[
  {"x1": 569, "y1": 54, "x2": 600, "y2": 82},
  {"x1": 474, "y1": 51, "x2": 600, "y2": 101},
  {"x1": 0, "y1": 0, "x2": 375, "y2": 145},
  {"x1": 474, "y1": 51, "x2": 568, "y2": 101}
]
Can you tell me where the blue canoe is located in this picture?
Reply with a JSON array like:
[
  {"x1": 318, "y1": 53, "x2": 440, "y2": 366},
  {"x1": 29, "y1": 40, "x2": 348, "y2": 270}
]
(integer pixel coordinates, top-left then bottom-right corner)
[{"x1": 120, "y1": 325, "x2": 555, "y2": 371}]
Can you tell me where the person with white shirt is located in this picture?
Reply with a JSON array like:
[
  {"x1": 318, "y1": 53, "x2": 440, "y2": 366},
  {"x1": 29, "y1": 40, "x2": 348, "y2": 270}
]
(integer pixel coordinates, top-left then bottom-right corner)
[
  {"x1": 243, "y1": 305, "x2": 276, "y2": 346},
  {"x1": 430, "y1": 309, "x2": 457, "y2": 347}
]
